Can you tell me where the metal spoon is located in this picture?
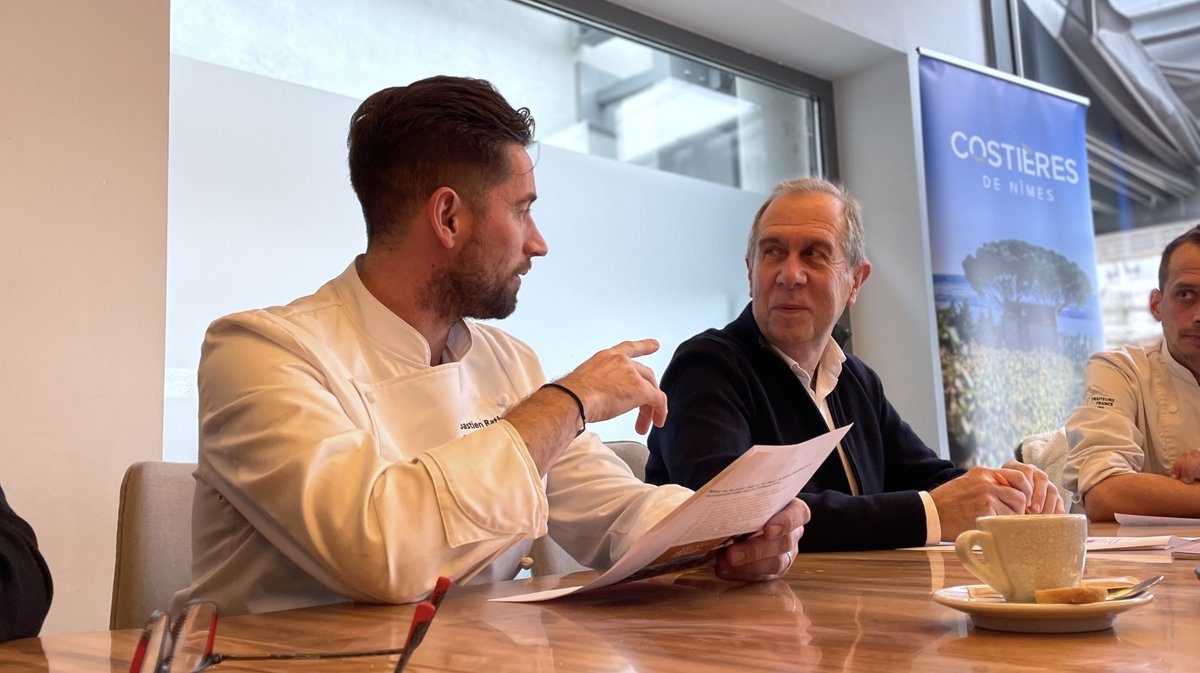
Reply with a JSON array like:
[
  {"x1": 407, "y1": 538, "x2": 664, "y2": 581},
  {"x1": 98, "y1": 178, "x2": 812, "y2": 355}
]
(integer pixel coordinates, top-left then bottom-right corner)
[{"x1": 1106, "y1": 575, "x2": 1164, "y2": 601}]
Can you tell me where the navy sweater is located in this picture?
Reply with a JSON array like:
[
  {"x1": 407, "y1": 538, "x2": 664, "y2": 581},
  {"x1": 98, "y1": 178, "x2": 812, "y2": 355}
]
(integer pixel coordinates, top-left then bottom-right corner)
[
  {"x1": 0, "y1": 482, "x2": 52, "y2": 642},
  {"x1": 647, "y1": 304, "x2": 964, "y2": 551}
]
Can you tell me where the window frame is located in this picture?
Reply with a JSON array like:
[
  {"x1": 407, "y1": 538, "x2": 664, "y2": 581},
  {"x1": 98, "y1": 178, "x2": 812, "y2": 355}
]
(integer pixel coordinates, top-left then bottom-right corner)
[{"x1": 518, "y1": 0, "x2": 840, "y2": 181}]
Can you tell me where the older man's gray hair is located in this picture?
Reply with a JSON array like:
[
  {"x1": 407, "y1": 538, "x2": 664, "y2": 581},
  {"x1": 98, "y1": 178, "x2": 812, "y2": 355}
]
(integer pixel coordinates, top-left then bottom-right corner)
[{"x1": 745, "y1": 177, "x2": 867, "y2": 270}]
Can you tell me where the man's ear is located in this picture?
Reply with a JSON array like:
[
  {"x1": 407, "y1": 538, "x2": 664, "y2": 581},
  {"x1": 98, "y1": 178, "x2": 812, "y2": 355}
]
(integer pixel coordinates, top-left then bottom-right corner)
[
  {"x1": 429, "y1": 187, "x2": 464, "y2": 249},
  {"x1": 745, "y1": 256, "x2": 753, "y2": 298},
  {"x1": 845, "y1": 261, "x2": 872, "y2": 306},
  {"x1": 1150, "y1": 288, "x2": 1164, "y2": 322}
]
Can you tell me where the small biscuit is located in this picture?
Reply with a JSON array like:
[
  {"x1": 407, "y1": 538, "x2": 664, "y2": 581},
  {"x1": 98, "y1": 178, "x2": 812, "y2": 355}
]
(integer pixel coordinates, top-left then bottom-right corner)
[{"x1": 1034, "y1": 586, "x2": 1108, "y2": 604}]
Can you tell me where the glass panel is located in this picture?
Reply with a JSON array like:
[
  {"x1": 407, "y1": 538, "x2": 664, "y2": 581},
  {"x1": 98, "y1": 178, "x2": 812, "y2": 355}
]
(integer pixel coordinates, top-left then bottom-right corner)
[
  {"x1": 1018, "y1": 0, "x2": 1200, "y2": 349},
  {"x1": 170, "y1": 0, "x2": 820, "y2": 190},
  {"x1": 165, "y1": 0, "x2": 827, "y2": 460}
]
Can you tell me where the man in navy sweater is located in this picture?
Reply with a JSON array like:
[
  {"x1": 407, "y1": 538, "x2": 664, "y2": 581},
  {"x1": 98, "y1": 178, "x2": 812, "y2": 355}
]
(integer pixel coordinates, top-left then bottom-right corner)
[
  {"x1": 647, "y1": 178, "x2": 1064, "y2": 551},
  {"x1": 0, "y1": 482, "x2": 52, "y2": 641}
]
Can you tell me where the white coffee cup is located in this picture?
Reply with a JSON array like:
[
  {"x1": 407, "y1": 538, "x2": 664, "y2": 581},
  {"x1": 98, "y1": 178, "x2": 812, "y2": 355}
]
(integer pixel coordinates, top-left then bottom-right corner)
[{"x1": 954, "y1": 513, "x2": 1087, "y2": 603}]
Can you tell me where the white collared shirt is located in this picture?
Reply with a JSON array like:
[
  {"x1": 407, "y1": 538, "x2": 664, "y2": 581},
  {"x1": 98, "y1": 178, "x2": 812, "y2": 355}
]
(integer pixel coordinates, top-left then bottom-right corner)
[
  {"x1": 1066, "y1": 338, "x2": 1200, "y2": 496},
  {"x1": 770, "y1": 340, "x2": 943, "y2": 544}
]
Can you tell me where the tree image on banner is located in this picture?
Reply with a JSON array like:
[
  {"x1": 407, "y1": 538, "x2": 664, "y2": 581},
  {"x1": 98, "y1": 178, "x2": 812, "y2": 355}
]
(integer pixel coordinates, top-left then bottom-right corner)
[
  {"x1": 919, "y1": 53, "x2": 1102, "y2": 470},
  {"x1": 939, "y1": 239, "x2": 1096, "y2": 467}
]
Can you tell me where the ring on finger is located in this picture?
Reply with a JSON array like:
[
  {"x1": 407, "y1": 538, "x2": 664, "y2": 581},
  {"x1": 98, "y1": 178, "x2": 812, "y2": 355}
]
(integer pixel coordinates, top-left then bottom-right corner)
[{"x1": 784, "y1": 549, "x2": 794, "y2": 566}]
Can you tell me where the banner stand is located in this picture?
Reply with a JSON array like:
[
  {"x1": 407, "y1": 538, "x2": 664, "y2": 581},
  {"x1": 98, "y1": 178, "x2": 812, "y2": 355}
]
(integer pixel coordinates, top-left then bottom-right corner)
[{"x1": 917, "y1": 47, "x2": 1103, "y2": 468}]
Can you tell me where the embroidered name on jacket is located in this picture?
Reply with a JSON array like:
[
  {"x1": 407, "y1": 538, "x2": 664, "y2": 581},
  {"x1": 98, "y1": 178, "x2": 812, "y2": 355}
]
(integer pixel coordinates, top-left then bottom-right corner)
[{"x1": 460, "y1": 416, "x2": 501, "y2": 432}]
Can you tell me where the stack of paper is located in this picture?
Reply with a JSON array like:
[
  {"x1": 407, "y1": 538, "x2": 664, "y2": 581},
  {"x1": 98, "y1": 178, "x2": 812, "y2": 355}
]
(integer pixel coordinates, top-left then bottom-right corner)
[
  {"x1": 1086, "y1": 535, "x2": 1194, "y2": 552},
  {"x1": 1086, "y1": 534, "x2": 1200, "y2": 560},
  {"x1": 1114, "y1": 513, "x2": 1200, "y2": 527},
  {"x1": 1105, "y1": 513, "x2": 1200, "y2": 558},
  {"x1": 493, "y1": 425, "x2": 850, "y2": 603}
]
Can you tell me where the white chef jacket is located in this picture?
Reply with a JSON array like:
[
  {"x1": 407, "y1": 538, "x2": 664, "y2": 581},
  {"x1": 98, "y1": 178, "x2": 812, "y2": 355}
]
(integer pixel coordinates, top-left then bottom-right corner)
[
  {"x1": 172, "y1": 258, "x2": 691, "y2": 616},
  {"x1": 1064, "y1": 340, "x2": 1200, "y2": 497}
]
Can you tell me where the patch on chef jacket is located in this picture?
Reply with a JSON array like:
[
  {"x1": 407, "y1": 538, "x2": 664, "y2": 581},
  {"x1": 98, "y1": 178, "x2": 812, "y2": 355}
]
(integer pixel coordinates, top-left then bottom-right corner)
[
  {"x1": 460, "y1": 415, "x2": 501, "y2": 432},
  {"x1": 1087, "y1": 394, "x2": 1115, "y2": 409}
]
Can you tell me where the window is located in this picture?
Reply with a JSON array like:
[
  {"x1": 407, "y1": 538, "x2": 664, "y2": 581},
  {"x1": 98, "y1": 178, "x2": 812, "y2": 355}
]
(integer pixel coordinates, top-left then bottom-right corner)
[
  {"x1": 164, "y1": 0, "x2": 833, "y2": 460},
  {"x1": 1016, "y1": 0, "x2": 1200, "y2": 348}
]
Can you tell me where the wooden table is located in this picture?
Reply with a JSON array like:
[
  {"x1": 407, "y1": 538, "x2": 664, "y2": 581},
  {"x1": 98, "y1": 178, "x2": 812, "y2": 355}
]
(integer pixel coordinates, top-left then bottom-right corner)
[{"x1": 4, "y1": 523, "x2": 1197, "y2": 672}]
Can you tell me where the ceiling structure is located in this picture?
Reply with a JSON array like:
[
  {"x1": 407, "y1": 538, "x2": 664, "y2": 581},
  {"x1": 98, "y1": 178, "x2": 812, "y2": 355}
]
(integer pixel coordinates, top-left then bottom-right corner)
[{"x1": 1023, "y1": 0, "x2": 1200, "y2": 216}]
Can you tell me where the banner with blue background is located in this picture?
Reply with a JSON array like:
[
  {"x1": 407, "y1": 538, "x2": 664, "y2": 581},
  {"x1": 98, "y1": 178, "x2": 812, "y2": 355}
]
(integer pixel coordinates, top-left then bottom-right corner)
[{"x1": 919, "y1": 52, "x2": 1102, "y2": 469}]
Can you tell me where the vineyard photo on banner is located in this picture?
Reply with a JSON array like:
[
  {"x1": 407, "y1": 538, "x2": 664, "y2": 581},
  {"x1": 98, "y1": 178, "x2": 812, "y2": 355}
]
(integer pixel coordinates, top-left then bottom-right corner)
[{"x1": 918, "y1": 52, "x2": 1103, "y2": 468}]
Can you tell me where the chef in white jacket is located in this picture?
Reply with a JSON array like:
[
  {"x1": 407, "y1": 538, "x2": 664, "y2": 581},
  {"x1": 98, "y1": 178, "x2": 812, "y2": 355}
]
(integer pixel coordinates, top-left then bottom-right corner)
[
  {"x1": 1066, "y1": 224, "x2": 1200, "y2": 521},
  {"x1": 173, "y1": 76, "x2": 809, "y2": 616}
]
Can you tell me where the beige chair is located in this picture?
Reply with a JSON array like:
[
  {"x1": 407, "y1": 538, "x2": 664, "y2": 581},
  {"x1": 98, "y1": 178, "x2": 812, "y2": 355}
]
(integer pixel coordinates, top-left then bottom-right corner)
[
  {"x1": 530, "y1": 440, "x2": 650, "y2": 576},
  {"x1": 110, "y1": 461, "x2": 197, "y2": 629}
]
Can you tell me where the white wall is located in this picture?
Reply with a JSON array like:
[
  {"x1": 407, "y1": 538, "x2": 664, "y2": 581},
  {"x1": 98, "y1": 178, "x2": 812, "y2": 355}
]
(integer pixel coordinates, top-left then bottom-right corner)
[
  {"x1": 164, "y1": 57, "x2": 761, "y2": 458},
  {"x1": 504, "y1": 146, "x2": 761, "y2": 440},
  {"x1": 164, "y1": 57, "x2": 366, "y2": 461},
  {"x1": 836, "y1": 55, "x2": 949, "y2": 454},
  {"x1": 608, "y1": 0, "x2": 986, "y2": 79},
  {"x1": 0, "y1": 1, "x2": 168, "y2": 634},
  {"x1": 1, "y1": 0, "x2": 992, "y2": 635},
  {"x1": 171, "y1": 0, "x2": 581, "y2": 144}
]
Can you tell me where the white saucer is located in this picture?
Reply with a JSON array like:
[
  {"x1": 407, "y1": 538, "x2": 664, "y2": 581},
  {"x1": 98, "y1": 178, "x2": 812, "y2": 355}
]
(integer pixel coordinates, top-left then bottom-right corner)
[{"x1": 932, "y1": 584, "x2": 1154, "y2": 633}]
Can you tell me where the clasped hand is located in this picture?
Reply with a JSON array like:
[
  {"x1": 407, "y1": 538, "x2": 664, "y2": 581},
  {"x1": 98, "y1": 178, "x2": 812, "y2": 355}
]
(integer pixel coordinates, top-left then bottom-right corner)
[
  {"x1": 932, "y1": 461, "x2": 1065, "y2": 541},
  {"x1": 1171, "y1": 450, "x2": 1200, "y2": 484},
  {"x1": 715, "y1": 499, "x2": 809, "y2": 582}
]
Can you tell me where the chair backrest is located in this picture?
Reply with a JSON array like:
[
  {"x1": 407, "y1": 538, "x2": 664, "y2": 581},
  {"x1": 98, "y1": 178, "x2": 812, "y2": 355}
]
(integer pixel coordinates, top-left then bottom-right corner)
[
  {"x1": 110, "y1": 461, "x2": 197, "y2": 629},
  {"x1": 530, "y1": 441, "x2": 650, "y2": 577},
  {"x1": 603, "y1": 440, "x2": 649, "y2": 481}
]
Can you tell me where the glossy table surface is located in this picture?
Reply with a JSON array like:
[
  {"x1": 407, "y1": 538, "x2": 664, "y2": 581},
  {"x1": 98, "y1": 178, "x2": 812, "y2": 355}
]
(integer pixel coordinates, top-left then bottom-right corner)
[{"x1": 4, "y1": 522, "x2": 1197, "y2": 672}]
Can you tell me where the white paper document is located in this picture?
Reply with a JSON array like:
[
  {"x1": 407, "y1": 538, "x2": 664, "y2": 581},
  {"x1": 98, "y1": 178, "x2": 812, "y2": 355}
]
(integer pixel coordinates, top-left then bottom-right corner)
[
  {"x1": 1087, "y1": 534, "x2": 1200, "y2": 562},
  {"x1": 896, "y1": 542, "x2": 955, "y2": 551},
  {"x1": 492, "y1": 425, "x2": 850, "y2": 603},
  {"x1": 1086, "y1": 535, "x2": 1195, "y2": 552},
  {"x1": 1171, "y1": 539, "x2": 1200, "y2": 559},
  {"x1": 1114, "y1": 513, "x2": 1200, "y2": 527}
]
